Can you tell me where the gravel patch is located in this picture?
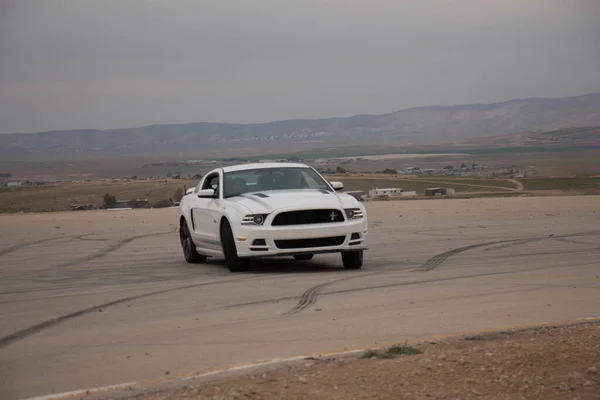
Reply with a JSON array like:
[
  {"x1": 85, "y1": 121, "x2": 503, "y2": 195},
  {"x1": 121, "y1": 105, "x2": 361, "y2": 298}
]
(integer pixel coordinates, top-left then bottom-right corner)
[{"x1": 127, "y1": 321, "x2": 600, "y2": 400}]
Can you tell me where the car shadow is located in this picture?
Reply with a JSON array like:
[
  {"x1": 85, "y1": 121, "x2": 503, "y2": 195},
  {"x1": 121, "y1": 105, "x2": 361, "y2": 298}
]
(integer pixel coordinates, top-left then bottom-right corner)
[{"x1": 205, "y1": 256, "x2": 346, "y2": 274}]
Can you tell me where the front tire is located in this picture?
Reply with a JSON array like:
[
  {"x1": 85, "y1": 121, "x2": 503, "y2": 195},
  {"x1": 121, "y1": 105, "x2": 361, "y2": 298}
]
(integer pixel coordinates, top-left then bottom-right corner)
[
  {"x1": 220, "y1": 219, "x2": 250, "y2": 272},
  {"x1": 293, "y1": 254, "x2": 314, "y2": 261},
  {"x1": 341, "y1": 250, "x2": 363, "y2": 269},
  {"x1": 180, "y1": 219, "x2": 207, "y2": 264}
]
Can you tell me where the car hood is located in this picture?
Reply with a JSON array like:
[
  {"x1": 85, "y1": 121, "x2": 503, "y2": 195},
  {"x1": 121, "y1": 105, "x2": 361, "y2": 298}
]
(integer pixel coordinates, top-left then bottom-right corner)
[{"x1": 227, "y1": 189, "x2": 357, "y2": 214}]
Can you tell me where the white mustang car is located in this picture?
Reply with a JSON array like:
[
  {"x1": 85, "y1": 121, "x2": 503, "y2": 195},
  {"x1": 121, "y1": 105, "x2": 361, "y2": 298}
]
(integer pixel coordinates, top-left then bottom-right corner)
[{"x1": 178, "y1": 162, "x2": 368, "y2": 272}]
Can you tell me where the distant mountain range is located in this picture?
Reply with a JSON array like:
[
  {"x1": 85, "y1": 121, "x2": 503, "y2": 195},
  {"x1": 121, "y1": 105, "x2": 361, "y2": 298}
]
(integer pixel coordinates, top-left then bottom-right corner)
[{"x1": 2, "y1": 93, "x2": 600, "y2": 159}]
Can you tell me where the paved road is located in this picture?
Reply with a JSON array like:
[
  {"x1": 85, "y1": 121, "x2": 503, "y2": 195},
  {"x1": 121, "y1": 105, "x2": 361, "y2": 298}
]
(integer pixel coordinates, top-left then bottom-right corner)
[{"x1": 1, "y1": 196, "x2": 599, "y2": 399}]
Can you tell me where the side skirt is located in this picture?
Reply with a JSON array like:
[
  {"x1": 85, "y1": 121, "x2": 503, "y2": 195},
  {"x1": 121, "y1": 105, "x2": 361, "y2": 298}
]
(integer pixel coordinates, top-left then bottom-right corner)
[{"x1": 195, "y1": 247, "x2": 224, "y2": 258}]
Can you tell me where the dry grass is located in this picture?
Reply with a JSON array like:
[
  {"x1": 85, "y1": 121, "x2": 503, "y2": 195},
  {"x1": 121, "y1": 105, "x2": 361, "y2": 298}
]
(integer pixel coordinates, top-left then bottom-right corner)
[
  {"x1": 2, "y1": 175, "x2": 600, "y2": 213},
  {"x1": 521, "y1": 177, "x2": 600, "y2": 192},
  {"x1": 0, "y1": 179, "x2": 197, "y2": 213},
  {"x1": 327, "y1": 176, "x2": 517, "y2": 193},
  {"x1": 1, "y1": 176, "x2": 519, "y2": 213}
]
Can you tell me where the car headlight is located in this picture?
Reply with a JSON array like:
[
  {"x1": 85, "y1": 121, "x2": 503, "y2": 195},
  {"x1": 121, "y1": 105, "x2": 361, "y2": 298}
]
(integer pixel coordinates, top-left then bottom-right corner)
[
  {"x1": 344, "y1": 208, "x2": 364, "y2": 219},
  {"x1": 241, "y1": 214, "x2": 268, "y2": 225}
]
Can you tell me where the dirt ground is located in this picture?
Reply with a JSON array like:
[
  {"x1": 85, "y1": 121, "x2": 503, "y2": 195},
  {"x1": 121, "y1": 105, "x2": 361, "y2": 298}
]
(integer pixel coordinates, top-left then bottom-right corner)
[{"x1": 132, "y1": 322, "x2": 600, "y2": 400}]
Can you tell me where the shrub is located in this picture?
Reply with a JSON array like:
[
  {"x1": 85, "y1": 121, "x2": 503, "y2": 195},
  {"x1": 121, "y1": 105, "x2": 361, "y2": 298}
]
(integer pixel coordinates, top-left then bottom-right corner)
[
  {"x1": 103, "y1": 193, "x2": 117, "y2": 208},
  {"x1": 173, "y1": 188, "x2": 184, "y2": 202},
  {"x1": 153, "y1": 199, "x2": 172, "y2": 208}
]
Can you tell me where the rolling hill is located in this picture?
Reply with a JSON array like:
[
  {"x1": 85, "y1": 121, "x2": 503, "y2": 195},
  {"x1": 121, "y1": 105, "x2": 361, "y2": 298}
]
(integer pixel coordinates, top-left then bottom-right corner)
[{"x1": 1, "y1": 93, "x2": 599, "y2": 160}]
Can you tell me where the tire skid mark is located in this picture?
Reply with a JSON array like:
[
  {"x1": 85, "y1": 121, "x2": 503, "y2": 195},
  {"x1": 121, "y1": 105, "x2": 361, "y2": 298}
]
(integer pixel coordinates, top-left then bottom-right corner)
[
  {"x1": 489, "y1": 247, "x2": 600, "y2": 261},
  {"x1": 229, "y1": 260, "x2": 600, "y2": 310},
  {"x1": 0, "y1": 287, "x2": 65, "y2": 296},
  {"x1": 415, "y1": 230, "x2": 600, "y2": 272},
  {"x1": 551, "y1": 237, "x2": 592, "y2": 245},
  {"x1": 50, "y1": 231, "x2": 173, "y2": 269},
  {"x1": 230, "y1": 232, "x2": 600, "y2": 313},
  {"x1": 484, "y1": 238, "x2": 545, "y2": 252},
  {"x1": 411, "y1": 229, "x2": 494, "y2": 239},
  {"x1": 560, "y1": 230, "x2": 600, "y2": 238},
  {"x1": 281, "y1": 269, "x2": 394, "y2": 316},
  {"x1": 282, "y1": 282, "x2": 332, "y2": 316},
  {"x1": 74, "y1": 231, "x2": 178, "y2": 241},
  {"x1": 414, "y1": 240, "x2": 514, "y2": 272},
  {"x1": 0, "y1": 235, "x2": 80, "y2": 257},
  {"x1": 73, "y1": 235, "x2": 114, "y2": 242},
  {"x1": 0, "y1": 275, "x2": 257, "y2": 349},
  {"x1": 329, "y1": 260, "x2": 600, "y2": 296},
  {"x1": 0, "y1": 270, "x2": 258, "y2": 302}
]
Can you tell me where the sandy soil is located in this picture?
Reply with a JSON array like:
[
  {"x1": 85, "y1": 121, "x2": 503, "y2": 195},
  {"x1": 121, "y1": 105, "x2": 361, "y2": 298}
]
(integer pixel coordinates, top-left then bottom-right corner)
[{"x1": 129, "y1": 322, "x2": 600, "y2": 400}]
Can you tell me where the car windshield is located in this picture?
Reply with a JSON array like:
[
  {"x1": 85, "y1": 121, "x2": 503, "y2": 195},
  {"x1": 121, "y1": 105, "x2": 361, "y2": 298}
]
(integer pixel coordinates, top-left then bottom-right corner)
[{"x1": 223, "y1": 167, "x2": 331, "y2": 198}]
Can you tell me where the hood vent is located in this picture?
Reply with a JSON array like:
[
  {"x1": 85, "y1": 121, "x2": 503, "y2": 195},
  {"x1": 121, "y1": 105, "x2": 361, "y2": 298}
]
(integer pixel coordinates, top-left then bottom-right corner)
[{"x1": 253, "y1": 193, "x2": 269, "y2": 198}]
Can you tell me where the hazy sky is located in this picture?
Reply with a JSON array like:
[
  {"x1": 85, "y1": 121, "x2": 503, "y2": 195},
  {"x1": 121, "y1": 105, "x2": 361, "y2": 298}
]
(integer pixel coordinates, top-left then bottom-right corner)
[{"x1": 1, "y1": 0, "x2": 599, "y2": 133}]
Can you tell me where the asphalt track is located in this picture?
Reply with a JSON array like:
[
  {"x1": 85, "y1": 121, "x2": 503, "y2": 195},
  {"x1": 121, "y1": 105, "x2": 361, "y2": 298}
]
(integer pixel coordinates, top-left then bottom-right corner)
[{"x1": 1, "y1": 196, "x2": 599, "y2": 399}]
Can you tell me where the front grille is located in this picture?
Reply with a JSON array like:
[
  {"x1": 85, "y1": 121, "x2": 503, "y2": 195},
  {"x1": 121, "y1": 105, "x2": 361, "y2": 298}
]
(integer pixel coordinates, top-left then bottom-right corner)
[
  {"x1": 271, "y1": 209, "x2": 345, "y2": 226},
  {"x1": 274, "y1": 236, "x2": 345, "y2": 249}
]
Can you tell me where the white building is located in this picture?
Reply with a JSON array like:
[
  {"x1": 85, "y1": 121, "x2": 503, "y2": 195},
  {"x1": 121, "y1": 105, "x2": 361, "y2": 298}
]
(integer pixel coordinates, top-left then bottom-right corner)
[
  {"x1": 7, "y1": 181, "x2": 22, "y2": 187},
  {"x1": 368, "y1": 187, "x2": 402, "y2": 198},
  {"x1": 400, "y1": 191, "x2": 417, "y2": 197}
]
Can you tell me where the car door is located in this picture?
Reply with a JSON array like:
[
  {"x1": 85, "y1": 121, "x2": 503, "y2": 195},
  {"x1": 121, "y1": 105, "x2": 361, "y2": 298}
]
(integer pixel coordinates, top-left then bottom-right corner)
[
  {"x1": 191, "y1": 172, "x2": 222, "y2": 251},
  {"x1": 204, "y1": 193, "x2": 224, "y2": 251}
]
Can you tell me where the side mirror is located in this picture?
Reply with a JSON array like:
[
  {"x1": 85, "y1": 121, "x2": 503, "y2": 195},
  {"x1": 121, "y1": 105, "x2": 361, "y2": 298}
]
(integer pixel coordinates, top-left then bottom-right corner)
[
  {"x1": 330, "y1": 181, "x2": 344, "y2": 191},
  {"x1": 186, "y1": 188, "x2": 195, "y2": 195},
  {"x1": 197, "y1": 188, "x2": 217, "y2": 198}
]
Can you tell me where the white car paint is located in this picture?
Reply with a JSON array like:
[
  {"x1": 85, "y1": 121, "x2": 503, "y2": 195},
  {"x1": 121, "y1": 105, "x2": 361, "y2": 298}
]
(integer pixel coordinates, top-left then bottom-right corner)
[{"x1": 178, "y1": 162, "x2": 367, "y2": 268}]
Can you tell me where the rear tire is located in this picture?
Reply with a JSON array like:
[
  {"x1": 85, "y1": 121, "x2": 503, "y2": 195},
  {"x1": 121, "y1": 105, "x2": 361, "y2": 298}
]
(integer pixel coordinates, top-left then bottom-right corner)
[
  {"x1": 220, "y1": 219, "x2": 250, "y2": 272},
  {"x1": 341, "y1": 250, "x2": 363, "y2": 269},
  {"x1": 293, "y1": 254, "x2": 314, "y2": 261},
  {"x1": 180, "y1": 219, "x2": 207, "y2": 264}
]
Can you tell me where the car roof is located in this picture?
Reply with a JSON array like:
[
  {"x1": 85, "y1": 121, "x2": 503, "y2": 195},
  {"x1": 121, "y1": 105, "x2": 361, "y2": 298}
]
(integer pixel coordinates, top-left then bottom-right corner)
[{"x1": 221, "y1": 162, "x2": 310, "y2": 173}]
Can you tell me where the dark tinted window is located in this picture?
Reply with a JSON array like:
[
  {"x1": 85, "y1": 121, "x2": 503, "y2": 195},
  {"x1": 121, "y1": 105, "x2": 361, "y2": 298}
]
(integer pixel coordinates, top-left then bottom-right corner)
[{"x1": 223, "y1": 167, "x2": 330, "y2": 198}]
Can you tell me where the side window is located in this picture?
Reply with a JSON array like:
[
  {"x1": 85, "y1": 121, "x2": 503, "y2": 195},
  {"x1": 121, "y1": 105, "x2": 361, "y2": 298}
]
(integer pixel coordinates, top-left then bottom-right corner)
[{"x1": 201, "y1": 173, "x2": 220, "y2": 192}]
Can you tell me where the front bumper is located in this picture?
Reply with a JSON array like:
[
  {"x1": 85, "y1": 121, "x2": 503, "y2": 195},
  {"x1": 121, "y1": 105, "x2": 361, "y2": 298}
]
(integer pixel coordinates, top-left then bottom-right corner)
[{"x1": 233, "y1": 219, "x2": 368, "y2": 258}]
